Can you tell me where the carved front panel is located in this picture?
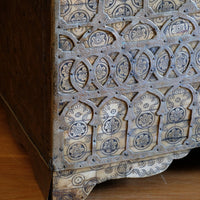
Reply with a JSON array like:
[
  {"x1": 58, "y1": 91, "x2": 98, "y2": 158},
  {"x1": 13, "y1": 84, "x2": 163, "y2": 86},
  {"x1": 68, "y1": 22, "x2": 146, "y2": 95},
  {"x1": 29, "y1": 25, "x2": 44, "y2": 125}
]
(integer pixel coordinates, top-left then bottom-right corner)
[
  {"x1": 52, "y1": 0, "x2": 200, "y2": 199},
  {"x1": 53, "y1": 0, "x2": 200, "y2": 172}
]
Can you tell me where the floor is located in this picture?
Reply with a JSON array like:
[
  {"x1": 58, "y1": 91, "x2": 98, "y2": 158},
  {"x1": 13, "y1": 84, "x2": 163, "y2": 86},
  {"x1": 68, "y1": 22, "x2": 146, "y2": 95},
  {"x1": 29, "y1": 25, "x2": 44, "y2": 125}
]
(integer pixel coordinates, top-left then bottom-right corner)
[{"x1": 0, "y1": 103, "x2": 200, "y2": 200}]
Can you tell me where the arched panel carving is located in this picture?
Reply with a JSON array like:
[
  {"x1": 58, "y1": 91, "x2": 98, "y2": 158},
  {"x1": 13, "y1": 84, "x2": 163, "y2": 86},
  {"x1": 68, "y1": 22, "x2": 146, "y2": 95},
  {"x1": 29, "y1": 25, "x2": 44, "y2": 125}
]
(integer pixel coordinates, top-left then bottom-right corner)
[
  {"x1": 96, "y1": 98, "x2": 127, "y2": 158},
  {"x1": 129, "y1": 92, "x2": 160, "y2": 152},
  {"x1": 63, "y1": 102, "x2": 93, "y2": 163},
  {"x1": 53, "y1": 0, "x2": 200, "y2": 198},
  {"x1": 161, "y1": 87, "x2": 192, "y2": 146}
]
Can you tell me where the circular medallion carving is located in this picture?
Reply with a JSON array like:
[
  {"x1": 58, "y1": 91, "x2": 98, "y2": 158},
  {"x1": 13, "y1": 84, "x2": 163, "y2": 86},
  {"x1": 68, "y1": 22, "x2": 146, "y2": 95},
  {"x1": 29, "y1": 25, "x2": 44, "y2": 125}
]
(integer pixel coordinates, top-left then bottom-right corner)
[
  {"x1": 69, "y1": 121, "x2": 88, "y2": 139},
  {"x1": 112, "y1": 4, "x2": 133, "y2": 18},
  {"x1": 60, "y1": 60, "x2": 73, "y2": 77},
  {"x1": 60, "y1": 60, "x2": 75, "y2": 93},
  {"x1": 101, "y1": 138, "x2": 119, "y2": 155},
  {"x1": 95, "y1": 60, "x2": 109, "y2": 84},
  {"x1": 116, "y1": 57, "x2": 130, "y2": 82},
  {"x1": 168, "y1": 107, "x2": 186, "y2": 123},
  {"x1": 165, "y1": 127, "x2": 183, "y2": 144},
  {"x1": 88, "y1": 31, "x2": 109, "y2": 47},
  {"x1": 102, "y1": 116, "x2": 121, "y2": 134},
  {"x1": 134, "y1": 132, "x2": 153, "y2": 150},
  {"x1": 72, "y1": 174, "x2": 85, "y2": 186},
  {"x1": 157, "y1": 0, "x2": 175, "y2": 12},
  {"x1": 129, "y1": 24, "x2": 151, "y2": 41},
  {"x1": 135, "y1": 54, "x2": 150, "y2": 79},
  {"x1": 175, "y1": 50, "x2": 189, "y2": 73},
  {"x1": 157, "y1": 52, "x2": 170, "y2": 74},
  {"x1": 136, "y1": 111, "x2": 154, "y2": 128},
  {"x1": 68, "y1": 142, "x2": 87, "y2": 160},
  {"x1": 74, "y1": 63, "x2": 88, "y2": 88},
  {"x1": 117, "y1": 161, "x2": 133, "y2": 176},
  {"x1": 166, "y1": 19, "x2": 192, "y2": 37},
  {"x1": 69, "y1": 10, "x2": 90, "y2": 23},
  {"x1": 86, "y1": 0, "x2": 98, "y2": 11}
]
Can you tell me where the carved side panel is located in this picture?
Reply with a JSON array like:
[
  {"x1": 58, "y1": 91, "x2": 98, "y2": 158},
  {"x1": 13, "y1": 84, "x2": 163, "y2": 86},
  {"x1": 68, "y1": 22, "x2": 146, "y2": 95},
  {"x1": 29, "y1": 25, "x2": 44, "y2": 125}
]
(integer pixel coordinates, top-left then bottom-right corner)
[{"x1": 53, "y1": 0, "x2": 200, "y2": 198}]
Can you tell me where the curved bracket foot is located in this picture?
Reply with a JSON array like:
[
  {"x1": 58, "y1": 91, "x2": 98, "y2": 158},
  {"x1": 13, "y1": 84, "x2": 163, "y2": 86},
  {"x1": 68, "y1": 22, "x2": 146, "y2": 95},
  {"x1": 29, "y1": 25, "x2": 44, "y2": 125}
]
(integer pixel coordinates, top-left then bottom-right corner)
[{"x1": 52, "y1": 150, "x2": 189, "y2": 200}]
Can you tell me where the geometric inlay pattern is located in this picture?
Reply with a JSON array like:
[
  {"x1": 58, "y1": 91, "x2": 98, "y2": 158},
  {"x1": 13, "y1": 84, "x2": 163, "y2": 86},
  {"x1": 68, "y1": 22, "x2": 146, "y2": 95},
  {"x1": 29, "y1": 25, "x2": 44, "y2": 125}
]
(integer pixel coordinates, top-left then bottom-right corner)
[
  {"x1": 52, "y1": 0, "x2": 200, "y2": 199},
  {"x1": 54, "y1": 0, "x2": 200, "y2": 171}
]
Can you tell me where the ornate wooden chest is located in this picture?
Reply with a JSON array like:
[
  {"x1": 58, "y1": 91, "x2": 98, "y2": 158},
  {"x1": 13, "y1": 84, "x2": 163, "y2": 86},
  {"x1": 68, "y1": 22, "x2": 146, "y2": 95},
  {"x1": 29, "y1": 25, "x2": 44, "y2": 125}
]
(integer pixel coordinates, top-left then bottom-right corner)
[{"x1": 1, "y1": 0, "x2": 200, "y2": 199}]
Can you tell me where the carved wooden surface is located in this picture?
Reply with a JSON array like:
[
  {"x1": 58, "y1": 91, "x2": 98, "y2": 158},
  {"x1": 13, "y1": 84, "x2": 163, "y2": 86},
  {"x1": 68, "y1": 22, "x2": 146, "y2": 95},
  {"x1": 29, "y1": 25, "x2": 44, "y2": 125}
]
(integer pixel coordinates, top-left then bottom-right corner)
[{"x1": 52, "y1": 0, "x2": 200, "y2": 199}]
